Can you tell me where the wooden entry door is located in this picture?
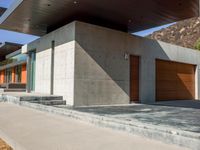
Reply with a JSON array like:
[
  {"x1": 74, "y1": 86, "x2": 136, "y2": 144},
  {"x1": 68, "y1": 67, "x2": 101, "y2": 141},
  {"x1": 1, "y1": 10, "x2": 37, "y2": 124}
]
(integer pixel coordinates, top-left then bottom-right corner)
[
  {"x1": 130, "y1": 55, "x2": 140, "y2": 103},
  {"x1": 156, "y1": 59, "x2": 196, "y2": 101}
]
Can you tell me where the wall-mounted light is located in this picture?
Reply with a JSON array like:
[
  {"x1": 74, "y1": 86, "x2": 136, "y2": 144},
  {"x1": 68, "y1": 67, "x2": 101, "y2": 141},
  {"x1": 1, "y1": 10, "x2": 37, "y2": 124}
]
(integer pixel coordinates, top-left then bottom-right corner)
[{"x1": 124, "y1": 53, "x2": 129, "y2": 60}]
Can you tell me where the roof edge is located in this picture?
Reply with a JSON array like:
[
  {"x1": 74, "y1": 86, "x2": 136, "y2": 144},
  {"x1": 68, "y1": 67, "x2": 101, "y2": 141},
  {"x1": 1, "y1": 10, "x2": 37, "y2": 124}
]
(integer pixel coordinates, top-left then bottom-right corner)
[{"x1": 0, "y1": 0, "x2": 23, "y2": 24}]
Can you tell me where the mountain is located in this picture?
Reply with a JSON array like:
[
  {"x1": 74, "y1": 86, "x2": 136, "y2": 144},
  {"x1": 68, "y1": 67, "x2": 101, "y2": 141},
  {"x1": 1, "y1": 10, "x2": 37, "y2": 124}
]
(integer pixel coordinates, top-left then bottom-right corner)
[{"x1": 148, "y1": 17, "x2": 200, "y2": 50}]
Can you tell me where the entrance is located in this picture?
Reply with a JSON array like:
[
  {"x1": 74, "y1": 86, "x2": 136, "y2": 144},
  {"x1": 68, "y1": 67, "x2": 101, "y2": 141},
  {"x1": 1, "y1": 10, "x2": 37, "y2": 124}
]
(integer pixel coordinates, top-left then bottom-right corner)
[
  {"x1": 130, "y1": 55, "x2": 140, "y2": 103},
  {"x1": 28, "y1": 50, "x2": 36, "y2": 91}
]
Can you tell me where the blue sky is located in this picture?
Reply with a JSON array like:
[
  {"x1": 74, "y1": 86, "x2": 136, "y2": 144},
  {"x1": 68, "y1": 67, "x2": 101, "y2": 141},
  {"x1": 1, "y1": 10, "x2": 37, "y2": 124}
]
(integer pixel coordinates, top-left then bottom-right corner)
[
  {"x1": 0, "y1": 0, "x2": 14, "y2": 8},
  {"x1": 0, "y1": 30, "x2": 39, "y2": 45},
  {"x1": 0, "y1": 0, "x2": 174, "y2": 45},
  {"x1": 0, "y1": 0, "x2": 39, "y2": 45},
  {"x1": 133, "y1": 23, "x2": 175, "y2": 37}
]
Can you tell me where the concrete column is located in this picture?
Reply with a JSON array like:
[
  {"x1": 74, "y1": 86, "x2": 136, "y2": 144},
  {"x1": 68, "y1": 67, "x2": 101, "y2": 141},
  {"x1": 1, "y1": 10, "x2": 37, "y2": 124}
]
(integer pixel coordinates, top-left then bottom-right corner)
[
  {"x1": 140, "y1": 57, "x2": 156, "y2": 104},
  {"x1": 50, "y1": 41, "x2": 55, "y2": 95}
]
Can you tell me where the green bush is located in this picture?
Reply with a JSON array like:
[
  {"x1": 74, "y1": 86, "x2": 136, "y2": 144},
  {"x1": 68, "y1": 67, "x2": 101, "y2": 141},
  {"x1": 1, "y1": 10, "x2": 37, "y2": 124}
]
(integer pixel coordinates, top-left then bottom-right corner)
[{"x1": 194, "y1": 38, "x2": 200, "y2": 51}]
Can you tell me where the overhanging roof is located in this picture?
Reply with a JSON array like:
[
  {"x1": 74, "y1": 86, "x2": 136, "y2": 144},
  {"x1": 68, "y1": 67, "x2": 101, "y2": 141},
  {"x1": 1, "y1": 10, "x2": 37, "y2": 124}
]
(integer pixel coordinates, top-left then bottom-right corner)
[
  {"x1": 0, "y1": 42, "x2": 22, "y2": 60},
  {"x1": 0, "y1": 0, "x2": 199, "y2": 36},
  {"x1": 0, "y1": 7, "x2": 6, "y2": 16}
]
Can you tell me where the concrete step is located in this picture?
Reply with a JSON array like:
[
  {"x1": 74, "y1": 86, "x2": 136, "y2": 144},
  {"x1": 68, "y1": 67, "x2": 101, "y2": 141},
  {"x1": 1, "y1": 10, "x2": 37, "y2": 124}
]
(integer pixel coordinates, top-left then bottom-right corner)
[
  {"x1": 4, "y1": 89, "x2": 26, "y2": 92},
  {"x1": 30, "y1": 100, "x2": 66, "y2": 106},
  {"x1": 20, "y1": 96, "x2": 63, "y2": 101}
]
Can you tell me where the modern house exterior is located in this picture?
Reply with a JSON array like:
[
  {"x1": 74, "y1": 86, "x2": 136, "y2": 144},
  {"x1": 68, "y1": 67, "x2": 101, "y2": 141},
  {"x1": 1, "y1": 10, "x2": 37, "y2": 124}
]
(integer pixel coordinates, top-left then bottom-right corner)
[
  {"x1": 21, "y1": 21, "x2": 200, "y2": 106},
  {"x1": 0, "y1": 0, "x2": 200, "y2": 106},
  {"x1": 0, "y1": 42, "x2": 27, "y2": 91}
]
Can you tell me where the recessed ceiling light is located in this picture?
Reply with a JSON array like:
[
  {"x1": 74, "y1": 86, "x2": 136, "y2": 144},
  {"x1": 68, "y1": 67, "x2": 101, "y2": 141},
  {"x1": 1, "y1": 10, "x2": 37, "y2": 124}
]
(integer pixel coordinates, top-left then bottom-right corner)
[{"x1": 73, "y1": 1, "x2": 78, "y2": 4}]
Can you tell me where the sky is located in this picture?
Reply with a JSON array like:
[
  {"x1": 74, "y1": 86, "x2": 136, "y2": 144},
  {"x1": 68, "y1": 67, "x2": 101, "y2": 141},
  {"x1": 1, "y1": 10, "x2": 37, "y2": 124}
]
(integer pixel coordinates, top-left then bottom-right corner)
[
  {"x1": 0, "y1": 0, "x2": 40, "y2": 45},
  {"x1": 0, "y1": 0, "x2": 14, "y2": 8},
  {"x1": 0, "y1": 0, "x2": 175, "y2": 45},
  {"x1": 133, "y1": 23, "x2": 176, "y2": 37},
  {"x1": 0, "y1": 30, "x2": 39, "y2": 45}
]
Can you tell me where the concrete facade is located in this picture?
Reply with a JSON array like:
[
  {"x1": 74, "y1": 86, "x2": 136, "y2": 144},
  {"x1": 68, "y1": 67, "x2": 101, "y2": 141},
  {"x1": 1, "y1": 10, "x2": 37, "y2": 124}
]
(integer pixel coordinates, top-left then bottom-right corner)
[
  {"x1": 23, "y1": 21, "x2": 200, "y2": 106},
  {"x1": 25, "y1": 22, "x2": 75, "y2": 105}
]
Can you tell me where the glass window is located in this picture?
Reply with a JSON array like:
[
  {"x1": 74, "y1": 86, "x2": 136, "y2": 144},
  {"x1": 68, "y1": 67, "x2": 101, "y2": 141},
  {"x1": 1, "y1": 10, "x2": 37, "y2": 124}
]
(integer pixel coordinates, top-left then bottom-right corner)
[
  {"x1": 15, "y1": 65, "x2": 22, "y2": 83},
  {"x1": 5, "y1": 68, "x2": 12, "y2": 83}
]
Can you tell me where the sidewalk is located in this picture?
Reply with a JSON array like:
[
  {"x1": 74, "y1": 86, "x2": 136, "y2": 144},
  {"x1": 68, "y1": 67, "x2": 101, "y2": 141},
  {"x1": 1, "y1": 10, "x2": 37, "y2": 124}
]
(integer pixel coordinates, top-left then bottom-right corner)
[{"x1": 0, "y1": 103, "x2": 187, "y2": 150}]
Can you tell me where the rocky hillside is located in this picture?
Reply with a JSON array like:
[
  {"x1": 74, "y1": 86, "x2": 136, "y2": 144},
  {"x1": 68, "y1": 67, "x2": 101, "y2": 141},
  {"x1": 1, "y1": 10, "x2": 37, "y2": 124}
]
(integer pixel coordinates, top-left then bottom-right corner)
[{"x1": 148, "y1": 17, "x2": 200, "y2": 50}]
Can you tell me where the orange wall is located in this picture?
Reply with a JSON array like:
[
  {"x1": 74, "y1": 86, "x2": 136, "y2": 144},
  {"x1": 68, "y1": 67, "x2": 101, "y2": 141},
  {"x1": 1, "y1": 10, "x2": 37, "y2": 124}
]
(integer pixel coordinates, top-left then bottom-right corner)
[
  {"x1": 11, "y1": 67, "x2": 15, "y2": 83},
  {"x1": 21, "y1": 64, "x2": 27, "y2": 84},
  {"x1": 0, "y1": 64, "x2": 27, "y2": 84},
  {"x1": 0, "y1": 70, "x2": 5, "y2": 84}
]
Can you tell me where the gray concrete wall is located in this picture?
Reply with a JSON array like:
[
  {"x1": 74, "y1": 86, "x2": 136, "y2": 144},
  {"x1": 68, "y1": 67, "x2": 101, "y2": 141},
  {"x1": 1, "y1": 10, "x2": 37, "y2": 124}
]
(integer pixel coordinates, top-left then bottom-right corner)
[
  {"x1": 25, "y1": 22, "x2": 76, "y2": 105},
  {"x1": 24, "y1": 21, "x2": 200, "y2": 106},
  {"x1": 74, "y1": 21, "x2": 200, "y2": 106}
]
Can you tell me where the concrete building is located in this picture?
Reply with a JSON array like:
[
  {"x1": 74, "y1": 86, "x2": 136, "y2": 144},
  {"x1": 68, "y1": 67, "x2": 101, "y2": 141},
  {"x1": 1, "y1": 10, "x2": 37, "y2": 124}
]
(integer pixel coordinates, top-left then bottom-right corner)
[
  {"x1": 20, "y1": 21, "x2": 200, "y2": 106},
  {"x1": 1, "y1": 0, "x2": 200, "y2": 106}
]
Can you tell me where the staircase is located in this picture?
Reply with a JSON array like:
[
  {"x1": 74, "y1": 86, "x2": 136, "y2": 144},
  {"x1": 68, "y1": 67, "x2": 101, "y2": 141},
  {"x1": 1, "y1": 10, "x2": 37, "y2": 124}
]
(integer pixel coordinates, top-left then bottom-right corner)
[
  {"x1": 0, "y1": 83, "x2": 26, "y2": 92},
  {"x1": 19, "y1": 95, "x2": 66, "y2": 106}
]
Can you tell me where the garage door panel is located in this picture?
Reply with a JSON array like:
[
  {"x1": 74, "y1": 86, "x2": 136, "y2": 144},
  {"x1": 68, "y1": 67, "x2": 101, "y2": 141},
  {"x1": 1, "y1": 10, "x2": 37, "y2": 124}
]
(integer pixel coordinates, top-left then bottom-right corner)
[
  {"x1": 176, "y1": 85, "x2": 195, "y2": 91},
  {"x1": 176, "y1": 88, "x2": 195, "y2": 94},
  {"x1": 177, "y1": 64, "x2": 195, "y2": 73},
  {"x1": 156, "y1": 91, "x2": 177, "y2": 100},
  {"x1": 156, "y1": 59, "x2": 195, "y2": 101},
  {"x1": 157, "y1": 81, "x2": 177, "y2": 91},
  {"x1": 176, "y1": 92, "x2": 195, "y2": 100},
  {"x1": 177, "y1": 74, "x2": 195, "y2": 82},
  {"x1": 176, "y1": 81, "x2": 194, "y2": 87},
  {"x1": 156, "y1": 61, "x2": 176, "y2": 71},
  {"x1": 156, "y1": 71, "x2": 178, "y2": 81}
]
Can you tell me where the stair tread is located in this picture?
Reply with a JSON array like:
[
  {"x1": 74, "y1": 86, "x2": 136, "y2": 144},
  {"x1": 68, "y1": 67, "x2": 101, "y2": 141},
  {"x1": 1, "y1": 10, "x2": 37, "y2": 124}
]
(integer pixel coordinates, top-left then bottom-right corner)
[{"x1": 29, "y1": 100, "x2": 66, "y2": 106}]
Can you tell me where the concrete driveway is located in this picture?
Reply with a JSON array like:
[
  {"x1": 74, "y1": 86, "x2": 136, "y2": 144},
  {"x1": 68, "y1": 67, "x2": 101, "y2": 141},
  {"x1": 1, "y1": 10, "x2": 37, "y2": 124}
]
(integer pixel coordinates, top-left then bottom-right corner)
[
  {"x1": 156, "y1": 100, "x2": 200, "y2": 109},
  {"x1": 0, "y1": 103, "x2": 187, "y2": 150},
  {"x1": 75, "y1": 100, "x2": 200, "y2": 134}
]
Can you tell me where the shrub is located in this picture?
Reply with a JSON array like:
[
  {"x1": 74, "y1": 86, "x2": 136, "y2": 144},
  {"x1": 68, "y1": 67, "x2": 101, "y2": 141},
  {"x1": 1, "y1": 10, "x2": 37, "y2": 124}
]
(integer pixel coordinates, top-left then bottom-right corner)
[{"x1": 194, "y1": 38, "x2": 200, "y2": 51}]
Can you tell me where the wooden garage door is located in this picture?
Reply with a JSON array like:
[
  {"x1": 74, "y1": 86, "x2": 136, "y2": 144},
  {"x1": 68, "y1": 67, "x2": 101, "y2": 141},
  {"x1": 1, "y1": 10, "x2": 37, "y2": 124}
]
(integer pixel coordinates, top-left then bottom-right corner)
[
  {"x1": 156, "y1": 59, "x2": 196, "y2": 101},
  {"x1": 130, "y1": 55, "x2": 139, "y2": 103}
]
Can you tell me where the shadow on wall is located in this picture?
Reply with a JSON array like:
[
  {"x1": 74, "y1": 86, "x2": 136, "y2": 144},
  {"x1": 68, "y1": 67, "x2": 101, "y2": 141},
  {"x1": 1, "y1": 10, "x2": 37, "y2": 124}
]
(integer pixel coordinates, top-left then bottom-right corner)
[{"x1": 74, "y1": 23, "x2": 175, "y2": 104}]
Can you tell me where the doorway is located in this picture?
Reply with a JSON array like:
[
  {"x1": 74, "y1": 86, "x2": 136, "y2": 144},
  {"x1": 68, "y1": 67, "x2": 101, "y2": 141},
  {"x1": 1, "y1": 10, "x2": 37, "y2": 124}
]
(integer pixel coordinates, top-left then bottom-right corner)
[
  {"x1": 130, "y1": 55, "x2": 140, "y2": 103},
  {"x1": 28, "y1": 50, "x2": 36, "y2": 91}
]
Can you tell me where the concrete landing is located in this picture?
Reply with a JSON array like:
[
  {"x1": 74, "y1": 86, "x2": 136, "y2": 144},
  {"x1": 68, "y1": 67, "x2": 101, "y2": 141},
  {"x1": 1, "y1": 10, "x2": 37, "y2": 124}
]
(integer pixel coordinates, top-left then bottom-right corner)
[
  {"x1": 75, "y1": 102, "x2": 200, "y2": 134},
  {"x1": 0, "y1": 103, "x2": 188, "y2": 150}
]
